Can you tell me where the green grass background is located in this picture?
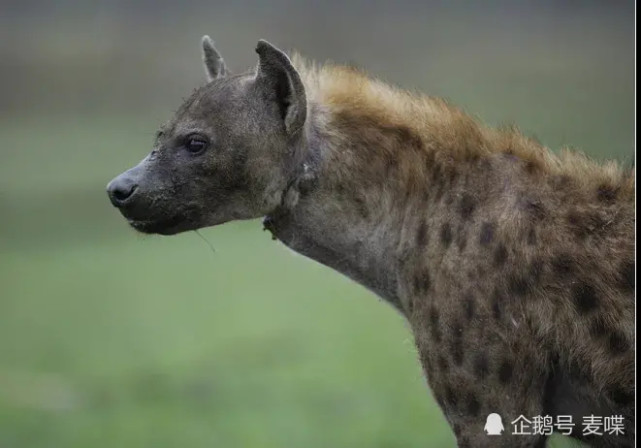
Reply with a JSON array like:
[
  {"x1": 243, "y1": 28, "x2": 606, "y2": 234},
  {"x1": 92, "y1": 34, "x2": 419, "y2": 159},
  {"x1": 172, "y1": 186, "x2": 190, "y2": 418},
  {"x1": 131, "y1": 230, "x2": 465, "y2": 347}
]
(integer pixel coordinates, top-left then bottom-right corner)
[{"x1": 0, "y1": 2, "x2": 633, "y2": 447}]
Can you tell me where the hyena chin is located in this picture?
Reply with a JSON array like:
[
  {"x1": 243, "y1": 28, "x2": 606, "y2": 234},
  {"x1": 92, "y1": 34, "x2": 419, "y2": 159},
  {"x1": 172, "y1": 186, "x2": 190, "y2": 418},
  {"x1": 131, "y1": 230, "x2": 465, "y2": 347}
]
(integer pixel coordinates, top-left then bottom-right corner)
[{"x1": 107, "y1": 36, "x2": 635, "y2": 447}]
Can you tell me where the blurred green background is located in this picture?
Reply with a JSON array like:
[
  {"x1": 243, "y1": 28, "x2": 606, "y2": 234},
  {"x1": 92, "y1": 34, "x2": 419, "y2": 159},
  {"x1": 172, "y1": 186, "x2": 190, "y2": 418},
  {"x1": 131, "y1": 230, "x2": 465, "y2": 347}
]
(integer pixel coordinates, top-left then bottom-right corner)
[{"x1": 0, "y1": 1, "x2": 634, "y2": 447}]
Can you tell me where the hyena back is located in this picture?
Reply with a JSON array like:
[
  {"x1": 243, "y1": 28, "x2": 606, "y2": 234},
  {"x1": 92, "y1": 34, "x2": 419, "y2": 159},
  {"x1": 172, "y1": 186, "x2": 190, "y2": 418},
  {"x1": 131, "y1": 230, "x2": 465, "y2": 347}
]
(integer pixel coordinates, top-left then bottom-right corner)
[{"x1": 107, "y1": 38, "x2": 635, "y2": 447}]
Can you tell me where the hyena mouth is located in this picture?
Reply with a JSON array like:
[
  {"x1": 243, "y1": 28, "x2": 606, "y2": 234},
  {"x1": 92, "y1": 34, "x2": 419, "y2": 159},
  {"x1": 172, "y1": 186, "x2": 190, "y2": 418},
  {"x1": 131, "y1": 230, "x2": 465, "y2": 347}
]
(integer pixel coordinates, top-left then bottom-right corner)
[{"x1": 128, "y1": 214, "x2": 192, "y2": 235}]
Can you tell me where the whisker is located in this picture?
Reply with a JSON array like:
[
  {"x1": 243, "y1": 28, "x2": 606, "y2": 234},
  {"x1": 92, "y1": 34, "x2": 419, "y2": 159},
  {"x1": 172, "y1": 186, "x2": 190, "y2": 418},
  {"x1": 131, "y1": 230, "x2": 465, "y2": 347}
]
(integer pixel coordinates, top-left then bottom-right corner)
[{"x1": 194, "y1": 229, "x2": 216, "y2": 254}]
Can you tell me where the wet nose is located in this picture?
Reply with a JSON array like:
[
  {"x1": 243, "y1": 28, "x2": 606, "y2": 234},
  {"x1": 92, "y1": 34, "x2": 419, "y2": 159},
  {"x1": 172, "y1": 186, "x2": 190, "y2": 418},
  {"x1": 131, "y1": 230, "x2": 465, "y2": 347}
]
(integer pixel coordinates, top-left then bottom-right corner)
[{"x1": 107, "y1": 175, "x2": 138, "y2": 207}]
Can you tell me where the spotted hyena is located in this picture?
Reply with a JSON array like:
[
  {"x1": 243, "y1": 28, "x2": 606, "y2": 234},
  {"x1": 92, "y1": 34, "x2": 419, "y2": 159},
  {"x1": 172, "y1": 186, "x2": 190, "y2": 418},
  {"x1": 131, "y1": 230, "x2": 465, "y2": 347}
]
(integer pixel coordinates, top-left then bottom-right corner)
[{"x1": 107, "y1": 38, "x2": 635, "y2": 447}]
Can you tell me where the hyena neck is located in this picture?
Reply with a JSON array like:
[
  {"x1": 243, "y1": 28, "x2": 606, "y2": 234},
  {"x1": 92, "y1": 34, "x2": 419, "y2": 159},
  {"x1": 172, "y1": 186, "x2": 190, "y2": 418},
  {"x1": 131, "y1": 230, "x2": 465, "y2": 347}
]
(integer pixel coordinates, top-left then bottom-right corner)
[
  {"x1": 265, "y1": 62, "x2": 635, "y2": 314},
  {"x1": 264, "y1": 123, "x2": 401, "y2": 309},
  {"x1": 264, "y1": 102, "x2": 491, "y2": 311}
]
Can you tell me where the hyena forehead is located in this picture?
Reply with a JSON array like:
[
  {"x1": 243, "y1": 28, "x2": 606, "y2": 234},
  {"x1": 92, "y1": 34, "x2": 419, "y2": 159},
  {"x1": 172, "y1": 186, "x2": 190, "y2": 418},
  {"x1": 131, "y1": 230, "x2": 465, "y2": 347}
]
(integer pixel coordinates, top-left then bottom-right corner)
[{"x1": 169, "y1": 74, "x2": 255, "y2": 130}]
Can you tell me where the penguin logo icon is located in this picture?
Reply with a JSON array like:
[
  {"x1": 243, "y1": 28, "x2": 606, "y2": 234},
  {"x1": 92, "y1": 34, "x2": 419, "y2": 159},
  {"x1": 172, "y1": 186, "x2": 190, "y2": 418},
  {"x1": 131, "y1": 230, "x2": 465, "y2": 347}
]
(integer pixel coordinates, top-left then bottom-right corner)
[{"x1": 484, "y1": 413, "x2": 504, "y2": 435}]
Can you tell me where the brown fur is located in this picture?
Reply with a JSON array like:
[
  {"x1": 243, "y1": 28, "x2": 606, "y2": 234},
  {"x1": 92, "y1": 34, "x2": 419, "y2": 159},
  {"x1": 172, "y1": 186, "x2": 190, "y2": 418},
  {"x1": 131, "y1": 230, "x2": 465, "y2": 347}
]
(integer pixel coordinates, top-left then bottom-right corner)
[
  {"x1": 293, "y1": 54, "x2": 634, "y2": 200},
  {"x1": 285, "y1": 56, "x2": 635, "y2": 447}
]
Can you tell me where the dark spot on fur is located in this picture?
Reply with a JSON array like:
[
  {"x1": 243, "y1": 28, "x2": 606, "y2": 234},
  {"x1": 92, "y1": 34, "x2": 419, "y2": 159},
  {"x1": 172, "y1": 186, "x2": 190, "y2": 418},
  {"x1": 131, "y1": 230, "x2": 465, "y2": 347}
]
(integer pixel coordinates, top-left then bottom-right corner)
[
  {"x1": 464, "y1": 293, "x2": 475, "y2": 320},
  {"x1": 596, "y1": 184, "x2": 618, "y2": 202},
  {"x1": 526, "y1": 226, "x2": 537, "y2": 245},
  {"x1": 491, "y1": 289, "x2": 503, "y2": 320},
  {"x1": 521, "y1": 197, "x2": 546, "y2": 220},
  {"x1": 428, "y1": 306, "x2": 441, "y2": 342},
  {"x1": 492, "y1": 301, "x2": 502, "y2": 320},
  {"x1": 444, "y1": 194, "x2": 454, "y2": 206},
  {"x1": 551, "y1": 254, "x2": 575, "y2": 277},
  {"x1": 297, "y1": 174, "x2": 318, "y2": 196},
  {"x1": 423, "y1": 149, "x2": 435, "y2": 166},
  {"x1": 566, "y1": 212, "x2": 582, "y2": 230},
  {"x1": 609, "y1": 387, "x2": 634, "y2": 406},
  {"x1": 458, "y1": 437, "x2": 470, "y2": 448},
  {"x1": 440, "y1": 223, "x2": 453, "y2": 248},
  {"x1": 479, "y1": 222, "x2": 495, "y2": 246},
  {"x1": 458, "y1": 194, "x2": 476, "y2": 220},
  {"x1": 402, "y1": 187, "x2": 414, "y2": 206},
  {"x1": 384, "y1": 155, "x2": 399, "y2": 178},
  {"x1": 432, "y1": 165, "x2": 444, "y2": 199},
  {"x1": 444, "y1": 166, "x2": 458, "y2": 187},
  {"x1": 480, "y1": 158, "x2": 492, "y2": 170},
  {"x1": 457, "y1": 231, "x2": 467, "y2": 252},
  {"x1": 497, "y1": 360, "x2": 513, "y2": 384},
  {"x1": 587, "y1": 318, "x2": 630, "y2": 357},
  {"x1": 437, "y1": 355, "x2": 449, "y2": 372},
  {"x1": 524, "y1": 159, "x2": 540, "y2": 174},
  {"x1": 572, "y1": 283, "x2": 599, "y2": 314},
  {"x1": 451, "y1": 323, "x2": 464, "y2": 365},
  {"x1": 468, "y1": 152, "x2": 480, "y2": 163},
  {"x1": 452, "y1": 339, "x2": 464, "y2": 366},
  {"x1": 493, "y1": 244, "x2": 508, "y2": 266},
  {"x1": 413, "y1": 276, "x2": 421, "y2": 294},
  {"x1": 416, "y1": 222, "x2": 428, "y2": 247},
  {"x1": 508, "y1": 274, "x2": 529, "y2": 297},
  {"x1": 607, "y1": 331, "x2": 630, "y2": 355},
  {"x1": 567, "y1": 211, "x2": 608, "y2": 239},
  {"x1": 529, "y1": 259, "x2": 544, "y2": 285},
  {"x1": 429, "y1": 306, "x2": 439, "y2": 326},
  {"x1": 406, "y1": 296, "x2": 414, "y2": 314},
  {"x1": 384, "y1": 124, "x2": 424, "y2": 150},
  {"x1": 619, "y1": 260, "x2": 635, "y2": 292},
  {"x1": 421, "y1": 270, "x2": 431, "y2": 291},
  {"x1": 445, "y1": 386, "x2": 459, "y2": 408},
  {"x1": 353, "y1": 195, "x2": 369, "y2": 218},
  {"x1": 474, "y1": 353, "x2": 489, "y2": 379},
  {"x1": 414, "y1": 269, "x2": 431, "y2": 293},
  {"x1": 466, "y1": 393, "x2": 481, "y2": 416}
]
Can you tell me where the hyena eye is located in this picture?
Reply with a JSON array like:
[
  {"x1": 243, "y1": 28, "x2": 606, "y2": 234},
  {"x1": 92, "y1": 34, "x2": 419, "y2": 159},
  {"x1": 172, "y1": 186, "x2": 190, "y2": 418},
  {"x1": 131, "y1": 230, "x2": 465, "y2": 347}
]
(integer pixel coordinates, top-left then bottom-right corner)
[{"x1": 184, "y1": 134, "x2": 209, "y2": 155}]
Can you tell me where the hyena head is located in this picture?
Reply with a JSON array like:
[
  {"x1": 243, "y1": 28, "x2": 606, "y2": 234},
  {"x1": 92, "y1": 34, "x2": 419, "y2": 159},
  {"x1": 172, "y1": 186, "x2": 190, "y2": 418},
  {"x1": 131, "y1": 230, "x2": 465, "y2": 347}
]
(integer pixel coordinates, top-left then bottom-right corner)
[{"x1": 107, "y1": 37, "x2": 307, "y2": 235}]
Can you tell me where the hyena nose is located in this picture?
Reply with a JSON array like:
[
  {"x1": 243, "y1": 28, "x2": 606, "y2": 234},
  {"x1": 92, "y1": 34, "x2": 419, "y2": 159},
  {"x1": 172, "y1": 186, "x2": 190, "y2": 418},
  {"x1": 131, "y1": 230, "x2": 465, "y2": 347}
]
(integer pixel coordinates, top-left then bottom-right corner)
[{"x1": 107, "y1": 175, "x2": 138, "y2": 207}]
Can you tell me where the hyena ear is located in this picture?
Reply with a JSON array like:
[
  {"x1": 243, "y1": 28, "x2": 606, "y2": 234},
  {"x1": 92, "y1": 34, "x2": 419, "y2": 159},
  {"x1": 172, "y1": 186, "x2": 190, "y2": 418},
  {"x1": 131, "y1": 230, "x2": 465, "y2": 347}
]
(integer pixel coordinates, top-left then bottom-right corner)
[
  {"x1": 201, "y1": 36, "x2": 227, "y2": 81},
  {"x1": 254, "y1": 39, "x2": 307, "y2": 136}
]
